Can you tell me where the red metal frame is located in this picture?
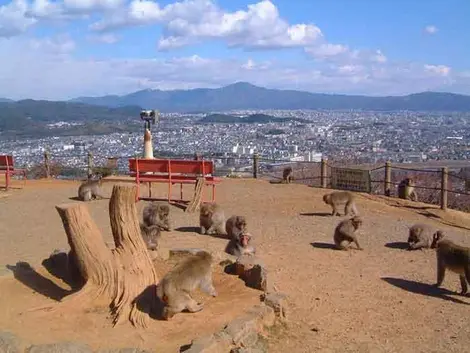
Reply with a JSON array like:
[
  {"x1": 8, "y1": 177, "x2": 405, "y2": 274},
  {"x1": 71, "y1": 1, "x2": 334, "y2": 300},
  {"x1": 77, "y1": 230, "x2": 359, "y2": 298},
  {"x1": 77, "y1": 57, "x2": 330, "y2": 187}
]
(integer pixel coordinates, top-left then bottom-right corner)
[
  {"x1": 128, "y1": 158, "x2": 221, "y2": 202},
  {"x1": 0, "y1": 155, "x2": 27, "y2": 190}
]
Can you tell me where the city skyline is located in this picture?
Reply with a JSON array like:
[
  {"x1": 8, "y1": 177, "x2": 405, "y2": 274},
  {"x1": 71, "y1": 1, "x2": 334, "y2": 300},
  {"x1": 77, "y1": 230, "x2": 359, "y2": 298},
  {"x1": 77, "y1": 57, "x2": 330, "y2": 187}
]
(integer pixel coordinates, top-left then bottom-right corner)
[{"x1": 0, "y1": 0, "x2": 469, "y2": 100}]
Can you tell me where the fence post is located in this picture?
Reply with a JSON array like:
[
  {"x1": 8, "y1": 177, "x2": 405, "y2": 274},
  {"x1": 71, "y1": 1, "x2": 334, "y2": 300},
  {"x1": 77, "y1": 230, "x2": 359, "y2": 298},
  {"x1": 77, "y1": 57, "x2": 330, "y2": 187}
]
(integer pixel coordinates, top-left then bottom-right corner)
[
  {"x1": 320, "y1": 158, "x2": 327, "y2": 188},
  {"x1": 252, "y1": 152, "x2": 259, "y2": 179},
  {"x1": 440, "y1": 167, "x2": 448, "y2": 211},
  {"x1": 44, "y1": 151, "x2": 51, "y2": 179},
  {"x1": 87, "y1": 151, "x2": 93, "y2": 179},
  {"x1": 384, "y1": 161, "x2": 392, "y2": 196}
]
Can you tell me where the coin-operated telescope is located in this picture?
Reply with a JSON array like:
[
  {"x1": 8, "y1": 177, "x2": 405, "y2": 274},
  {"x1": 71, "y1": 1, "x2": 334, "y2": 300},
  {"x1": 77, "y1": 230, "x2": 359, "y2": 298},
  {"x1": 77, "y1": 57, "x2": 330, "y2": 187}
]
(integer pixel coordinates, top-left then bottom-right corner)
[{"x1": 140, "y1": 109, "x2": 160, "y2": 130}]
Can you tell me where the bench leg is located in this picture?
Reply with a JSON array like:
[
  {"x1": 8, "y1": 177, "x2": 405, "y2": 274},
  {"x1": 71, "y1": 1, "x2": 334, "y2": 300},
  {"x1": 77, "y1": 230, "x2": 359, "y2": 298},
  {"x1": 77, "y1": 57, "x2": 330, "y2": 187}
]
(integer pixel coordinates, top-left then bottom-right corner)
[
  {"x1": 135, "y1": 181, "x2": 140, "y2": 202},
  {"x1": 148, "y1": 182, "x2": 152, "y2": 198},
  {"x1": 5, "y1": 172, "x2": 10, "y2": 191},
  {"x1": 168, "y1": 182, "x2": 171, "y2": 202},
  {"x1": 212, "y1": 185, "x2": 215, "y2": 202}
]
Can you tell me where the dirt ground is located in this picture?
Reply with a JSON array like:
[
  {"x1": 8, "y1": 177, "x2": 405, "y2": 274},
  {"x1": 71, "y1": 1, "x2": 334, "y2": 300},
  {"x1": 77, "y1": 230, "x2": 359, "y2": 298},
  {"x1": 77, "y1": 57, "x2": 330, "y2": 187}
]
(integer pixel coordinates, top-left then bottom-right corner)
[{"x1": 1, "y1": 177, "x2": 470, "y2": 353}]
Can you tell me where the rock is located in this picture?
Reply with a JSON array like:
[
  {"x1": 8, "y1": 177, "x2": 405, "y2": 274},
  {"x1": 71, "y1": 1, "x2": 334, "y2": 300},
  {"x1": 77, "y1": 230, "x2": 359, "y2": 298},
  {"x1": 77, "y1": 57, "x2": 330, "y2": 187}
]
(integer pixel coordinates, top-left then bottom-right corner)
[
  {"x1": 261, "y1": 293, "x2": 288, "y2": 320},
  {"x1": 234, "y1": 256, "x2": 264, "y2": 276},
  {"x1": 181, "y1": 332, "x2": 232, "y2": 353},
  {"x1": 26, "y1": 342, "x2": 92, "y2": 353},
  {"x1": 241, "y1": 265, "x2": 270, "y2": 292},
  {"x1": 0, "y1": 330, "x2": 23, "y2": 353}
]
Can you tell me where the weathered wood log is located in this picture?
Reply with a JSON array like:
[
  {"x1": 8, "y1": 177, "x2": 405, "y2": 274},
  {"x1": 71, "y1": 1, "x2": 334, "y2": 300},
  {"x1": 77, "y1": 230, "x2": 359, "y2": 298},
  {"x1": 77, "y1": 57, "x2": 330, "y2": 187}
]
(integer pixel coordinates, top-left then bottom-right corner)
[{"x1": 53, "y1": 184, "x2": 159, "y2": 329}]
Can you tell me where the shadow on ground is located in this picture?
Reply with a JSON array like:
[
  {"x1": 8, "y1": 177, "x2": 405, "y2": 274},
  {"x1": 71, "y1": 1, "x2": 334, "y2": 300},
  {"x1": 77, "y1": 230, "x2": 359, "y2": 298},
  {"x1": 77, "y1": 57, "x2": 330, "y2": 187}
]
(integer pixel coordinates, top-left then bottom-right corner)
[
  {"x1": 384, "y1": 242, "x2": 410, "y2": 250},
  {"x1": 310, "y1": 242, "x2": 338, "y2": 250},
  {"x1": 381, "y1": 277, "x2": 470, "y2": 305},
  {"x1": 300, "y1": 212, "x2": 331, "y2": 217},
  {"x1": 175, "y1": 226, "x2": 201, "y2": 233}
]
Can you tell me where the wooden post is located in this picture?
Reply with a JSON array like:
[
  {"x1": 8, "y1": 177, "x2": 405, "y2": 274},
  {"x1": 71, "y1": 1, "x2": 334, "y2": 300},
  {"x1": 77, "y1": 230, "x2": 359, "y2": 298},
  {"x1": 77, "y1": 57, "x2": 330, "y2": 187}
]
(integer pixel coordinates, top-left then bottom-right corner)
[
  {"x1": 320, "y1": 158, "x2": 327, "y2": 188},
  {"x1": 440, "y1": 167, "x2": 448, "y2": 211},
  {"x1": 253, "y1": 152, "x2": 259, "y2": 179},
  {"x1": 44, "y1": 151, "x2": 51, "y2": 179},
  {"x1": 384, "y1": 161, "x2": 392, "y2": 196},
  {"x1": 87, "y1": 151, "x2": 93, "y2": 179}
]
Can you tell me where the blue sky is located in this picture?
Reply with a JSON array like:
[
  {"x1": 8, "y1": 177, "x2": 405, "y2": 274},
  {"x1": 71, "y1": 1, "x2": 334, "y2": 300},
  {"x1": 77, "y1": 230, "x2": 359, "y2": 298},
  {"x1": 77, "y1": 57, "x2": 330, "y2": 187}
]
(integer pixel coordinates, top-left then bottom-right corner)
[{"x1": 0, "y1": 0, "x2": 469, "y2": 100}]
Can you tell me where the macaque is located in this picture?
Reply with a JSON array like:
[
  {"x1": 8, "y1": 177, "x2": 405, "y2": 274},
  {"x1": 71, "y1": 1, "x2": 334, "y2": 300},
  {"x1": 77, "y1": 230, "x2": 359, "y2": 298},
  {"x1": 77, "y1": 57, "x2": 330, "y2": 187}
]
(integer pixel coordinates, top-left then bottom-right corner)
[
  {"x1": 323, "y1": 191, "x2": 359, "y2": 216},
  {"x1": 398, "y1": 177, "x2": 418, "y2": 202},
  {"x1": 156, "y1": 251, "x2": 217, "y2": 320},
  {"x1": 225, "y1": 233, "x2": 256, "y2": 257},
  {"x1": 225, "y1": 215, "x2": 247, "y2": 240},
  {"x1": 407, "y1": 223, "x2": 436, "y2": 250},
  {"x1": 199, "y1": 203, "x2": 226, "y2": 235},
  {"x1": 282, "y1": 166, "x2": 293, "y2": 184},
  {"x1": 77, "y1": 175, "x2": 104, "y2": 201},
  {"x1": 142, "y1": 202, "x2": 171, "y2": 231},
  {"x1": 431, "y1": 231, "x2": 470, "y2": 295},
  {"x1": 333, "y1": 216, "x2": 363, "y2": 251},
  {"x1": 139, "y1": 224, "x2": 161, "y2": 251}
]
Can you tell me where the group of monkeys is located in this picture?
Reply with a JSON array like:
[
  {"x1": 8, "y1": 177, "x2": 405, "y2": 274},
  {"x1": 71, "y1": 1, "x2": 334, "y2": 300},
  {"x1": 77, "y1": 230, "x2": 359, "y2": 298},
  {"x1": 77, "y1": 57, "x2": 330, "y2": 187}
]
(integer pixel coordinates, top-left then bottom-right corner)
[
  {"x1": 76, "y1": 171, "x2": 469, "y2": 320},
  {"x1": 323, "y1": 188, "x2": 470, "y2": 297}
]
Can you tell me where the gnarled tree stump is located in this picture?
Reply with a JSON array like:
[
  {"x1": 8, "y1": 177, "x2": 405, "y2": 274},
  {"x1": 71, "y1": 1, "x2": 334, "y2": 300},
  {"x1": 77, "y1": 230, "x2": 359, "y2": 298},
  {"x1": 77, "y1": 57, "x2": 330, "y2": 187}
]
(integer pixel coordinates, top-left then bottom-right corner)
[{"x1": 54, "y1": 184, "x2": 159, "y2": 328}]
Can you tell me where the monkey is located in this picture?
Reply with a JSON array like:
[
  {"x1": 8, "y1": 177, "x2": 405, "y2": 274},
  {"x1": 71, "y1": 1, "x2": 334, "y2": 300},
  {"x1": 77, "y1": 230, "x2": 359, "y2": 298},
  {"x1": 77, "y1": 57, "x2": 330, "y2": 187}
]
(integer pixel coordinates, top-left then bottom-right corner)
[
  {"x1": 139, "y1": 224, "x2": 161, "y2": 251},
  {"x1": 407, "y1": 223, "x2": 436, "y2": 250},
  {"x1": 199, "y1": 203, "x2": 226, "y2": 235},
  {"x1": 225, "y1": 215, "x2": 247, "y2": 240},
  {"x1": 431, "y1": 231, "x2": 470, "y2": 295},
  {"x1": 323, "y1": 191, "x2": 359, "y2": 217},
  {"x1": 156, "y1": 250, "x2": 217, "y2": 320},
  {"x1": 225, "y1": 233, "x2": 256, "y2": 257},
  {"x1": 333, "y1": 216, "x2": 363, "y2": 251},
  {"x1": 397, "y1": 177, "x2": 418, "y2": 202},
  {"x1": 142, "y1": 202, "x2": 171, "y2": 231},
  {"x1": 77, "y1": 175, "x2": 105, "y2": 201},
  {"x1": 282, "y1": 166, "x2": 293, "y2": 184}
]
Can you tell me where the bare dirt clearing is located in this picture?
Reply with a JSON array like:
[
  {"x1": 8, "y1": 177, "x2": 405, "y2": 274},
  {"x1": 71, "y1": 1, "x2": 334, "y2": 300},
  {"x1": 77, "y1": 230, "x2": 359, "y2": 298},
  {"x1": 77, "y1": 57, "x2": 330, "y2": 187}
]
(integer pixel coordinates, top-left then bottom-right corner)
[{"x1": 1, "y1": 178, "x2": 470, "y2": 352}]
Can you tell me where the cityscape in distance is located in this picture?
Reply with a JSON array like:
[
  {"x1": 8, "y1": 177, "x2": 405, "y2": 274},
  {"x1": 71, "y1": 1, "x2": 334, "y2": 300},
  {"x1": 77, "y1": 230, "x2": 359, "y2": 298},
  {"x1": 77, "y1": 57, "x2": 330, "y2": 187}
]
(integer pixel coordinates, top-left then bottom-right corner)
[{"x1": 1, "y1": 82, "x2": 470, "y2": 176}]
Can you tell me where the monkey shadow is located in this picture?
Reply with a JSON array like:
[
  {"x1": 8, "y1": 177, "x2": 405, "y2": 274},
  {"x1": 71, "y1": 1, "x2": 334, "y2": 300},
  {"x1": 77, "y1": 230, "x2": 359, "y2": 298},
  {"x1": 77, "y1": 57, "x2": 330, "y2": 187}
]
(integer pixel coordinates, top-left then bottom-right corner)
[
  {"x1": 269, "y1": 180, "x2": 283, "y2": 184},
  {"x1": 300, "y1": 212, "x2": 331, "y2": 217},
  {"x1": 68, "y1": 196, "x2": 110, "y2": 202},
  {"x1": 133, "y1": 284, "x2": 166, "y2": 321},
  {"x1": 310, "y1": 242, "x2": 338, "y2": 250},
  {"x1": 384, "y1": 242, "x2": 410, "y2": 250},
  {"x1": 381, "y1": 277, "x2": 470, "y2": 305},
  {"x1": 6, "y1": 261, "x2": 71, "y2": 302},
  {"x1": 175, "y1": 226, "x2": 201, "y2": 234}
]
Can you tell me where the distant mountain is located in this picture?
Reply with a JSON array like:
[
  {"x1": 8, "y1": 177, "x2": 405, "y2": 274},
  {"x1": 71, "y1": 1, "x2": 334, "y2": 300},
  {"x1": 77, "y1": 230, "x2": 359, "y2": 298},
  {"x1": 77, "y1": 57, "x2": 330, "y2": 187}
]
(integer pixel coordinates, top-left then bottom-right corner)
[
  {"x1": 0, "y1": 98, "x2": 13, "y2": 103},
  {"x1": 198, "y1": 113, "x2": 308, "y2": 124},
  {"x1": 70, "y1": 82, "x2": 470, "y2": 112},
  {"x1": 0, "y1": 100, "x2": 142, "y2": 138}
]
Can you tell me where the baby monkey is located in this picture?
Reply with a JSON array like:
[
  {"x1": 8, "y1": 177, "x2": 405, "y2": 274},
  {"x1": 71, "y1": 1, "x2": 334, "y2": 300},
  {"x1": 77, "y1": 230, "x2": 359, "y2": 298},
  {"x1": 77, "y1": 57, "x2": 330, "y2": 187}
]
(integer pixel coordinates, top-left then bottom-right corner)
[{"x1": 225, "y1": 233, "x2": 256, "y2": 257}]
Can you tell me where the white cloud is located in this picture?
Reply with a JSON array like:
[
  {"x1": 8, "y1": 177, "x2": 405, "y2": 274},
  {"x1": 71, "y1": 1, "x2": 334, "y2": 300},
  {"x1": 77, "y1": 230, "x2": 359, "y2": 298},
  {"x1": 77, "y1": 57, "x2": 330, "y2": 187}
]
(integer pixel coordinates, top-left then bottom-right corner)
[
  {"x1": 424, "y1": 25, "x2": 438, "y2": 34},
  {"x1": 424, "y1": 64, "x2": 451, "y2": 76},
  {"x1": 88, "y1": 33, "x2": 119, "y2": 43},
  {"x1": 0, "y1": 0, "x2": 36, "y2": 37},
  {"x1": 305, "y1": 43, "x2": 348, "y2": 59}
]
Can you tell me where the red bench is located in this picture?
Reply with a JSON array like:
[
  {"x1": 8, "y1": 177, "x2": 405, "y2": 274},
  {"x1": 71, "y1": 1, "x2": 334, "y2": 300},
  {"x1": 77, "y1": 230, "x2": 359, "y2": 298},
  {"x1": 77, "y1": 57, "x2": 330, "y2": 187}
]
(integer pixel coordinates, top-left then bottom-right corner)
[
  {"x1": 0, "y1": 155, "x2": 27, "y2": 190},
  {"x1": 128, "y1": 158, "x2": 221, "y2": 202}
]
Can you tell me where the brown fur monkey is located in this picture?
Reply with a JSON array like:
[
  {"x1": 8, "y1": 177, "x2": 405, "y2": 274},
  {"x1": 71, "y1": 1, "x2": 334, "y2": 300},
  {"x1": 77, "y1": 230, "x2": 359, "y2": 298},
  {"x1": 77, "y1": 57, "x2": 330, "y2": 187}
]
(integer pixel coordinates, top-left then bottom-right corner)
[
  {"x1": 199, "y1": 203, "x2": 226, "y2": 235},
  {"x1": 156, "y1": 251, "x2": 217, "y2": 320},
  {"x1": 77, "y1": 175, "x2": 105, "y2": 201},
  {"x1": 142, "y1": 202, "x2": 171, "y2": 231},
  {"x1": 407, "y1": 223, "x2": 436, "y2": 250},
  {"x1": 225, "y1": 215, "x2": 247, "y2": 240},
  {"x1": 333, "y1": 216, "x2": 363, "y2": 251},
  {"x1": 431, "y1": 231, "x2": 470, "y2": 295},
  {"x1": 139, "y1": 224, "x2": 161, "y2": 251},
  {"x1": 282, "y1": 166, "x2": 293, "y2": 184},
  {"x1": 397, "y1": 177, "x2": 418, "y2": 202},
  {"x1": 323, "y1": 191, "x2": 359, "y2": 216},
  {"x1": 225, "y1": 233, "x2": 256, "y2": 257}
]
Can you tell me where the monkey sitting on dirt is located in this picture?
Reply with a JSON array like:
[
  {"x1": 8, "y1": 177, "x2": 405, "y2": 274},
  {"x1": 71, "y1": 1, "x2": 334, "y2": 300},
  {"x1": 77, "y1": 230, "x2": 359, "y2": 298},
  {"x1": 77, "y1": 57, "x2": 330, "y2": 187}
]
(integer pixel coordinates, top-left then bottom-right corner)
[
  {"x1": 282, "y1": 166, "x2": 293, "y2": 184},
  {"x1": 323, "y1": 191, "x2": 359, "y2": 217},
  {"x1": 139, "y1": 224, "x2": 161, "y2": 251},
  {"x1": 142, "y1": 202, "x2": 171, "y2": 231},
  {"x1": 225, "y1": 233, "x2": 256, "y2": 257},
  {"x1": 199, "y1": 203, "x2": 226, "y2": 236},
  {"x1": 407, "y1": 223, "x2": 437, "y2": 250},
  {"x1": 225, "y1": 215, "x2": 247, "y2": 240},
  {"x1": 431, "y1": 231, "x2": 470, "y2": 295},
  {"x1": 156, "y1": 251, "x2": 218, "y2": 320},
  {"x1": 397, "y1": 177, "x2": 418, "y2": 202},
  {"x1": 333, "y1": 216, "x2": 363, "y2": 251},
  {"x1": 77, "y1": 174, "x2": 105, "y2": 201}
]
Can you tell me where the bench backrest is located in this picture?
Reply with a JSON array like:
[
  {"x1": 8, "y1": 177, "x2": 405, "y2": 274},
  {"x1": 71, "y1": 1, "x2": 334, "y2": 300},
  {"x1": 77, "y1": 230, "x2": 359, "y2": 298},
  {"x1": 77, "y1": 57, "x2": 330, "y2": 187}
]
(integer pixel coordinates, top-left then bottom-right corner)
[
  {"x1": 0, "y1": 155, "x2": 14, "y2": 170},
  {"x1": 129, "y1": 158, "x2": 215, "y2": 175}
]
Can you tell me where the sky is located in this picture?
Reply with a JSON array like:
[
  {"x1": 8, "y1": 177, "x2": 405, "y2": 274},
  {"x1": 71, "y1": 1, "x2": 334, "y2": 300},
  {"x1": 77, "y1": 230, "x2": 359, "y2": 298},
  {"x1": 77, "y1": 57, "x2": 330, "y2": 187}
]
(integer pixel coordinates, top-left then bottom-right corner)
[{"x1": 0, "y1": 0, "x2": 469, "y2": 100}]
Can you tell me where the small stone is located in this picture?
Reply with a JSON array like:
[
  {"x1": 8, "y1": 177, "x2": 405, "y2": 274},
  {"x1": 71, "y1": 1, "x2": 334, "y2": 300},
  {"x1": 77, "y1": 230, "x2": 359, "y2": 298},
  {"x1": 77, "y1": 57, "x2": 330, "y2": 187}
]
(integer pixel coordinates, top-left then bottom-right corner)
[
  {"x1": 242, "y1": 265, "x2": 270, "y2": 292},
  {"x1": 261, "y1": 293, "x2": 288, "y2": 320},
  {"x1": 26, "y1": 342, "x2": 93, "y2": 353}
]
